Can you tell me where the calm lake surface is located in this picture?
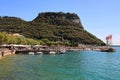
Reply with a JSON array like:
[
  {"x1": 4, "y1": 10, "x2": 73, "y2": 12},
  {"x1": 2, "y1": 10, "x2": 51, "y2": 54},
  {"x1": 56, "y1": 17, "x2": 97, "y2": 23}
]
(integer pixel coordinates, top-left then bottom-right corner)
[{"x1": 0, "y1": 47, "x2": 120, "y2": 80}]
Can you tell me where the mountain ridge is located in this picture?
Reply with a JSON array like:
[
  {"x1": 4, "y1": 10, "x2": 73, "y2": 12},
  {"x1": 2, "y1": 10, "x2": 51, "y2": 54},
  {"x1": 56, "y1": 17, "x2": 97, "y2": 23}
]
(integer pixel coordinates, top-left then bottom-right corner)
[{"x1": 0, "y1": 12, "x2": 105, "y2": 46}]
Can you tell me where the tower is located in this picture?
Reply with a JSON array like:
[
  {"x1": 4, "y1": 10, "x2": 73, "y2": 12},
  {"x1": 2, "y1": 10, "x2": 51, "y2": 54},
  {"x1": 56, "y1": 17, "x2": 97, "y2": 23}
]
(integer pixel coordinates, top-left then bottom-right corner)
[{"x1": 106, "y1": 35, "x2": 112, "y2": 46}]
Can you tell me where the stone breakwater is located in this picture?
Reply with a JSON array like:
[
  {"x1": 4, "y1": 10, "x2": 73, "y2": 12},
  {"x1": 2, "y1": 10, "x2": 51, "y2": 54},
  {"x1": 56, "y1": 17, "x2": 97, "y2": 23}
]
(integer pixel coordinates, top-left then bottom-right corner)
[{"x1": 0, "y1": 44, "x2": 116, "y2": 58}]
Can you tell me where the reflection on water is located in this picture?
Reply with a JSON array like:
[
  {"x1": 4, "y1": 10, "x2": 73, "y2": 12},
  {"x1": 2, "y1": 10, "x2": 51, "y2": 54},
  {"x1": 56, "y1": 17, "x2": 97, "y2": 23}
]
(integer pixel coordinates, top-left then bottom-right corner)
[{"x1": 0, "y1": 47, "x2": 120, "y2": 80}]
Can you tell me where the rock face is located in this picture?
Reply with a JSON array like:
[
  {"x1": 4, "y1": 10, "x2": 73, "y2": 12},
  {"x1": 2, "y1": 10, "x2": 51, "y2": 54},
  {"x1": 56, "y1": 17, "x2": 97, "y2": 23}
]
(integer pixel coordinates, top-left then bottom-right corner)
[
  {"x1": 0, "y1": 12, "x2": 105, "y2": 46},
  {"x1": 72, "y1": 18, "x2": 80, "y2": 24},
  {"x1": 33, "y1": 12, "x2": 83, "y2": 27}
]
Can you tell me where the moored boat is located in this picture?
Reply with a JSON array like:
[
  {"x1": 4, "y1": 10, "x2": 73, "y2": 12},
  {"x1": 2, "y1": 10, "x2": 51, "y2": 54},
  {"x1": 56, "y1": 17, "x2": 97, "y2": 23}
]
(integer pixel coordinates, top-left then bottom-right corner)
[
  {"x1": 49, "y1": 51, "x2": 56, "y2": 54},
  {"x1": 59, "y1": 47, "x2": 66, "y2": 54},
  {"x1": 28, "y1": 52, "x2": 35, "y2": 55}
]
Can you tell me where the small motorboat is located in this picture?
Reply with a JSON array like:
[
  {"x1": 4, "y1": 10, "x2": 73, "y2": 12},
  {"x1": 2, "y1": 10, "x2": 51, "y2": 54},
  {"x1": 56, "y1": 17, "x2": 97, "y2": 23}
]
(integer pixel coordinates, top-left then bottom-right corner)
[
  {"x1": 28, "y1": 52, "x2": 35, "y2": 55},
  {"x1": 59, "y1": 48, "x2": 66, "y2": 54},
  {"x1": 49, "y1": 51, "x2": 56, "y2": 54}
]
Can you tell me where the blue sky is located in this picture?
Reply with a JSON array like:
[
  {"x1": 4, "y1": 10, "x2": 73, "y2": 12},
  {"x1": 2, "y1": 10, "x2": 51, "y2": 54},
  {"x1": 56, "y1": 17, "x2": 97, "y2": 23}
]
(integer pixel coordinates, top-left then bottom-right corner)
[{"x1": 0, "y1": 0, "x2": 120, "y2": 45}]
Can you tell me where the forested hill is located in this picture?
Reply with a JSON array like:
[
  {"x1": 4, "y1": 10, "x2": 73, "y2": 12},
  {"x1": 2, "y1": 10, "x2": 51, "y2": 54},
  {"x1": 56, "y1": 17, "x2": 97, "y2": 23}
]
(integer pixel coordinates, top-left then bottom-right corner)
[{"x1": 0, "y1": 12, "x2": 105, "y2": 46}]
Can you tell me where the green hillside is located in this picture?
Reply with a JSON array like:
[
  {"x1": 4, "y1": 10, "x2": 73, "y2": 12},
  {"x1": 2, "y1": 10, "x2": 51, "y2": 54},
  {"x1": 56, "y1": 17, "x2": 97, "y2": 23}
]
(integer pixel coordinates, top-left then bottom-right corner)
[{"x1": 0, "y1": 12, "x2": 105, "y2": 46}]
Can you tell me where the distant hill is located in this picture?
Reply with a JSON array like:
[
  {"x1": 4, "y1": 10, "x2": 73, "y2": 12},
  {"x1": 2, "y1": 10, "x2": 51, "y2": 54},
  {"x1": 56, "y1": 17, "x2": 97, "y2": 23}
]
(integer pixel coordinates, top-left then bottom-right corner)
[{"x1": 0, "y1": 12, "x2": 105, "y2": 46}]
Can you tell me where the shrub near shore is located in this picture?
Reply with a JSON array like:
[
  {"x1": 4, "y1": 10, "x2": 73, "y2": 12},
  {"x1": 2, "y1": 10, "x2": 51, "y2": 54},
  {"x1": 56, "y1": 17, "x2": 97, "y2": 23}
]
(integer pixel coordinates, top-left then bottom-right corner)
[{"x1": 0, "y1": 32, "x2": 70, "y2": 46}]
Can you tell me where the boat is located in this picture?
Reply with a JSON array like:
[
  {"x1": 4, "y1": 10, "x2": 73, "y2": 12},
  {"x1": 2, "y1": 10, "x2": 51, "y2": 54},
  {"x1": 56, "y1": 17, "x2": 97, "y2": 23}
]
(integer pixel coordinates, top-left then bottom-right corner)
[
  {"x1": 59, "y1": 47, "x2": 66, "y2": 54},
  {"x1": 49, "y1": 51, "x2": 56, "y2": 54},
  {"x1": 59, "y1": 35, "x2": 66, "y2": 54},
  {"x1": 28, "y1": 52, "x2": 35, "y2": 55}
]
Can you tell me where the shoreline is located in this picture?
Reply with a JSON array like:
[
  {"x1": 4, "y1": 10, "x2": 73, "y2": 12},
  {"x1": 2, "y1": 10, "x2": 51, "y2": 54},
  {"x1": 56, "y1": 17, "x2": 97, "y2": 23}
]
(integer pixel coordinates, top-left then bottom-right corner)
[{"x1": 0, "y1": 44, "x2": 116, "y2": 59}]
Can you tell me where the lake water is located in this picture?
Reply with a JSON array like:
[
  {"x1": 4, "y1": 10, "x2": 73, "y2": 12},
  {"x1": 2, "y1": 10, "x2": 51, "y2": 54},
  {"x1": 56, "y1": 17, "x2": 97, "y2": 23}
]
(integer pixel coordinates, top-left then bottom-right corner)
[{"x1": 0, "y1": 47, "x2": 120, "y2": 80}]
